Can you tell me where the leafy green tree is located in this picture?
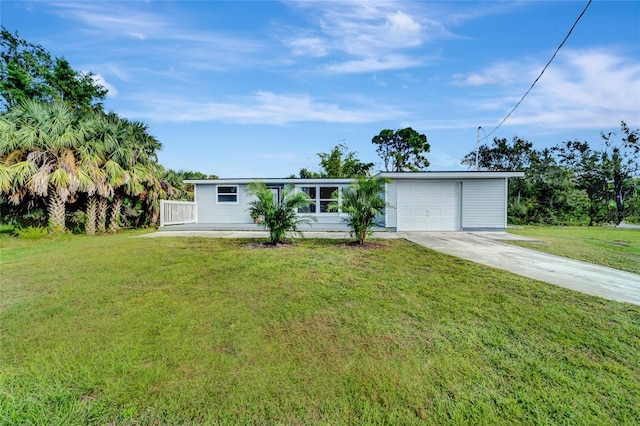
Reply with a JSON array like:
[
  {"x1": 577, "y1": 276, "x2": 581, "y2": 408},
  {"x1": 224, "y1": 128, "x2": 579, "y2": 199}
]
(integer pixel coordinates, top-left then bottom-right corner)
[
  {"x1": 329, "y1": 176, "x2": 390, "y2": 244},
  {"x1": 554, "y1": 140, "x2": 613, "y2": 225},
  {"x1": 554, "y1": 122, "x2": 640, "y2": 226},
  {"x1": 601, "y1": 121, "x2": 639, "y2": 225},
  {"x1": 461, "y1": 136, "x2": 534, "y2": 171},
  {"x1": 462, "y1": 136, "x2": 590, "y2": 225},
  {"x1": 246, "y1": 182, "x2": 315, "y2": 245},
  {"x1": 371, "y1": 127, "x2": 430, "y2": 171},
  {"x1": 0, "y1": 26, "x2": 107, "y2": 112},
  {"x1": 516, "y1": 149, "x2": 589, "y2": 225},
  {"x1": 317, "y1": 144, "x2": 374, "y2": 177},
  {"x1": 295, "y1": 144, "x2": 374, "y2": 178},
  {"x1": 462, "y1": 136, "x2": 534, "y2": 218},
  {"x1": 163, "y1": 169, "x2": 218, "y2": 201}
]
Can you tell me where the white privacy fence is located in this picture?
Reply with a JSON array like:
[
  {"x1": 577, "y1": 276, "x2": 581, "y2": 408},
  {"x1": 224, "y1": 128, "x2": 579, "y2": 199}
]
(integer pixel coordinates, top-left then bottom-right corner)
[{"x1": 160, "y1": 200, "x2": 197, "y2": 226}]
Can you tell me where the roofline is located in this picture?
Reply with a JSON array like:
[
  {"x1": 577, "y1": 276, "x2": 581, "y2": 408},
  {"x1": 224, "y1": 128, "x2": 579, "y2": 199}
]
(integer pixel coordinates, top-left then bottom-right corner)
[
  {"x1": 184, "y1": 178, "x2": 354, "y2": 185},
  {"x1": 186, "y1": 171, "x2": 525, "y2": 184},
  {"x1": 377, "y1": 171, "x2": 525, "y2": 179}
]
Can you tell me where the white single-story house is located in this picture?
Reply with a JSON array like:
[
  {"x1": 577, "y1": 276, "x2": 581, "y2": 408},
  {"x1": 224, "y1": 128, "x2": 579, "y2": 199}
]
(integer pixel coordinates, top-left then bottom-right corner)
[{"x1": 159, "y1": 171, "x2": 524, "y2": 232}]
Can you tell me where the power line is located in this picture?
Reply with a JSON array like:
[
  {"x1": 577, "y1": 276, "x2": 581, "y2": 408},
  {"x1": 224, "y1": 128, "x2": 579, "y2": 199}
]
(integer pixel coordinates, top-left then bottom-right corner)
[{"x1": 483, "y1": 0, "x2": 593, "y2": 141}]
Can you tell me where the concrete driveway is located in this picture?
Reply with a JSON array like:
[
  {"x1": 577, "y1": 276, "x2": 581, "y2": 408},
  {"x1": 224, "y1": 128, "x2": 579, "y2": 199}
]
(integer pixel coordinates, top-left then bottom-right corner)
[
  {"x1": 143, "y1": 230, "x2": 640, "y2": 306},
  {"x1": 398, "y1": 232, "x2": 640, "y2": 306}
]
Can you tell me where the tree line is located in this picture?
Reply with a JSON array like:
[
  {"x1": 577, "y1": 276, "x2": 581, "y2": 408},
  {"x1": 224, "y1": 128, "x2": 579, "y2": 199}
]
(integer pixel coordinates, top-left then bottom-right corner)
[
  {"x1": 2, "y1": 26, "x2": 637, "y2": 234},
  {"x1": 461, "y1": 125, "x2": 639, "y2": 225},
  {"x1": 0, "y1": 27, "x2": 211, "y2": 233}
]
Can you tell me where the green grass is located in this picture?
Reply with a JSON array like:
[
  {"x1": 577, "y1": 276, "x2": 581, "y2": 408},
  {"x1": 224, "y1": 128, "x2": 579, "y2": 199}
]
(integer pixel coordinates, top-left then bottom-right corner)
[
  {"x1": 508, "y1": 226, "x2": 640, "y2": 274},
  {"x1": 1, "y1": 232, "x2": 639, "y2": 424}
]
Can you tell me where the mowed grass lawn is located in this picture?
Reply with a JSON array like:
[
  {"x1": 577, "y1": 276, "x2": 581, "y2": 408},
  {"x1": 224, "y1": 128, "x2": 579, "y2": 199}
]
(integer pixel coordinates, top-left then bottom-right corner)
[
  {"x1": 508, "y1": 226, "x2": 640, "y2": 274},
  {"x1": 1, "y1": 232, "x2": 639, "y2": 424}
]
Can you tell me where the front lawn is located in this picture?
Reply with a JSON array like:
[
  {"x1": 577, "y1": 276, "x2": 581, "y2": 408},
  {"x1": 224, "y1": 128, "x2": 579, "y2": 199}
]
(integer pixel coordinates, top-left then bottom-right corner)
[
  {"x1": 1, "y1": 233, "x2": 639, "y2": 424},
  {"x1": 508, "y1": 226, "x2": 640, "y2": 274}
]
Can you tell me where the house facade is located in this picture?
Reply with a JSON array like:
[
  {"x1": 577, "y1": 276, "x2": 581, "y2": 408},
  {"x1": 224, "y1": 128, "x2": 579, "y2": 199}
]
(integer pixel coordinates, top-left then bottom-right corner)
[{"x1": 160, "y1": 171, "x2": 524, "y2": 232}]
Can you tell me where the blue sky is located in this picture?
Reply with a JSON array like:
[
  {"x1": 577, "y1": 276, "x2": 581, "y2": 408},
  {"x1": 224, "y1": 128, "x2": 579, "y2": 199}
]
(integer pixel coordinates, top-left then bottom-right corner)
[{"x1": 2, "y1": 1, "x2": 639, "y2": 177}]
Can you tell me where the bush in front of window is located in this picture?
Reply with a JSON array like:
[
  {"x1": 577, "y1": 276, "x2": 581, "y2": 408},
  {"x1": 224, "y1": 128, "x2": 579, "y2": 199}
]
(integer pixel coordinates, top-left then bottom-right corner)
[
  {"x1": 246, "y1": 182, "x2": 316, "y2": 245},
  {"x1": 329, "y1": 176, "x2": 390, "y2": 244}
]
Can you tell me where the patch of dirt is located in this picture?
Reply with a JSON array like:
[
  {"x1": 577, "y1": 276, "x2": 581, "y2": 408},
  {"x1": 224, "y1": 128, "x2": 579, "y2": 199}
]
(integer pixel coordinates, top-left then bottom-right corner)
[
  {"x1": 335, "y1": 241, "x2": 389, "y2": 250},
  {"x1": 243, "y1": 241, "x2": 298, "y2": 249}
]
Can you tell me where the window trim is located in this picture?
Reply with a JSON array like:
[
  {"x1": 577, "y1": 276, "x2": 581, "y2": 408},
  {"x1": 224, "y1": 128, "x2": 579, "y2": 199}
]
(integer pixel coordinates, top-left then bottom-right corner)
[
  {"x1": 297, "y1": 185, "x2": 342, "y2": 215},
  {"x1": 216, "y1": 185, "x2": 239, "y2": 204}
]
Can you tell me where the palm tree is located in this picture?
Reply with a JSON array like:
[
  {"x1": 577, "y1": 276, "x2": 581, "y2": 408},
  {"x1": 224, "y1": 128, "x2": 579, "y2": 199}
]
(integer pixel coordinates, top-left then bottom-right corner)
[
  {"x1": 108, "y1": 117, "x2": 168, "y2": 229},
  {"x1": 0, "y1": 100, "x2": 93, "y2": 232},
  {"x1": 246, "y1": 182, "x2": 316, "y2": 245},
  {"x1": 329, "y1": 176, "x2": 390, "y2": 244}
]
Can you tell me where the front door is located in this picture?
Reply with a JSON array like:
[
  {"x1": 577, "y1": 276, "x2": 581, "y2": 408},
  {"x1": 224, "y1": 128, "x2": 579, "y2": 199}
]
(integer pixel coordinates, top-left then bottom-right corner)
[{"x1": 270, "y1": 187, "x2": 280, "y2": 204}]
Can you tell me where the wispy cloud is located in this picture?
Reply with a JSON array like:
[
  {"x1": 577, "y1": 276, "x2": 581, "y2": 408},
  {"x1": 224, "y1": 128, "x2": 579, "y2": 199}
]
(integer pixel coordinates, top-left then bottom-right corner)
[
  {"x1": 324, "y1": 55, "x2": 423, "y2": 73},
  {"x1": 281, "y1": 1, "x2": 451, "y2": 73},
  {"x1": 48, "y1": 2, "x2": 266, "y2": 70},
  {"x1": 450, "y1": 62, "x2": 523, "y2": 87},
  {"x1": 90, "y1": 73, "x2": 118, "y2": 97},
  {"x1": 121, "y1": 91, "x2": 408, "y2": 125},
  {"x1": 50, "y1": 1, "x2": 169, "y2": 39},
  {"x1": 451, "y1": 48, "x2": 640, "y2": 130}
]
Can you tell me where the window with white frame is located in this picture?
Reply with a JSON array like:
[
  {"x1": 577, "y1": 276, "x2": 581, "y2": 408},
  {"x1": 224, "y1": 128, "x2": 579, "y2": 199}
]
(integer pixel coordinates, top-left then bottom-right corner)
[
  {"x1": 298, "y1": 185, "x2": 340, "y2": 213},
  {"x1": 217, "y1": 185, "x2": 238, "y2": 203}
]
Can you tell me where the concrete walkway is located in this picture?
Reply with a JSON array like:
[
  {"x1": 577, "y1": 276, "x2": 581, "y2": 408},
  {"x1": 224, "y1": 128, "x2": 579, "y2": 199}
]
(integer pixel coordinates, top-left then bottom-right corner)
[{"x1": 140, "y1": 230, "x2": 640, "y2": 306}]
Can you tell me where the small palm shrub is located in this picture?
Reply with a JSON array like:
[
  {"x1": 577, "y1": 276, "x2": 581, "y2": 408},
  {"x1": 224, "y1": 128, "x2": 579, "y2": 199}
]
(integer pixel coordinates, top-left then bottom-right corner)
[
  {"x1": 330, "y1": 176, "x2": 390, "y2": 244},
  {"x1": 246, "y1": 182, "x2": 316, "y2": 245},
  {"x1": 14, "y1": 226, "x2": 49, "y2": 240}
]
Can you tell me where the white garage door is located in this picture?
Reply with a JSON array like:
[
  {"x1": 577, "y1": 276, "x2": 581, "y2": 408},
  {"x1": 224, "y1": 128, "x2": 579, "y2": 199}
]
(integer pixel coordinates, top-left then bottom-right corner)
[{"x1": 397, "y1": 181, "x2": 460, "y2": 231}]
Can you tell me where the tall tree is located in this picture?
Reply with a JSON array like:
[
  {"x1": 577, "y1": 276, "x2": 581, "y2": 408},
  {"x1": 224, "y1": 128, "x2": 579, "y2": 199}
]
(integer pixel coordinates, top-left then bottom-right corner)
[
  {"x1": 163, "y1": 169, "x2": 218, "y2": 201},
  {"x1": 555, "y1": 122, "x2": 640, "y2": 225},
  {"x1": 0, "y1": 100, "x2": 93, "y2": 232},
  {"x1": 601, "y1": 121, "x2": 639, "y2": 225},
  {"x1": 461, "y1": 136, "x2": 590, "y2": 225},
  {"x1": 461, "y1": 136, "x2": 534, "y2": 172},
  {"x1": 371, "y1": 127, "x2": 430, "y2": 172},
  {"x1": 554, "y1": 140, "x2": 612, "y2": 225},
  {"x1": 295, "y1": 144, "x2": 374, "y2": 178},
  {"x1": 317, "y1": 144, "x2": 374, "y2": 178},
  {"x1": 0, "y1": 26, "x2": 107, "y2": 112}
]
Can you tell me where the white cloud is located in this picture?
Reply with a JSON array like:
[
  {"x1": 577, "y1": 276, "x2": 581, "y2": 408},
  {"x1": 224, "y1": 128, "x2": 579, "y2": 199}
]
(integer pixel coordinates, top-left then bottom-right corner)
[
  {"x1": 282, "y1": 1, "x2": 448, "y2": 73},
  {"x1": 287, "y1": 34, "x2": 329, "y2": 57},
  {"x1": 49, "y1": 2, "x2": 266, "y2": 70},
  {"x1": 89, "y1": 73, "x2": 118, "y2": 97},
  {"x1": 325, "y1": 55, "x2": 423, "y2": 73},
  {"x1": 50, "y1": 1, "x2": 169, "y2": 39},
  {"x1": 453, "y1": 48, "x2": 640, "y2": 130},
  {"x1": 450, "y1": 62, "x2": 525, "y2": 87},
  {"x1": 121, "y1": 91, "x2": 407, "y2": 125}
]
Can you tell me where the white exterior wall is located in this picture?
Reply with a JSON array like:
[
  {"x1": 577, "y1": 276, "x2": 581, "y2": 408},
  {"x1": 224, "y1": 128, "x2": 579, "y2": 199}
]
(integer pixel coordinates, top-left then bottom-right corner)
[
  {"x1": 461, "y1": 179, "x2": 507, "y2": 230},
  {"x1": 197, "y1": 184, "x2": 255, "y2": 224},
  {"x1": 385, "y1": 181, "x2": 398, "y2": 229},
  {"x1": 195, "y1": 183, "x2": 348, "y2": 225}
]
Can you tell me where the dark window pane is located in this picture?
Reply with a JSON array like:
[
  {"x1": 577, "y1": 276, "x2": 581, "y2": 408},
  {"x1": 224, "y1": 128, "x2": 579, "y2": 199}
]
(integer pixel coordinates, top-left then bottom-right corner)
[
  {"x1": 298, "y1": 203, "x2": 316, "y2": 213},
  {"x1": 301, "y1": 187, "x2": 316, "y2": 198},
  {"x1": 320, "y1": 200, "x2": 332, "y2": 212},
  {"x1": 320, "y1": 186, "x2": 337, "y2": 199},
  {"x1": 218, "y1": 194, "x2": 237, "y2": 202},
  {"x1": 218, "y1": 186, "x2": 237, "y2": 194}
]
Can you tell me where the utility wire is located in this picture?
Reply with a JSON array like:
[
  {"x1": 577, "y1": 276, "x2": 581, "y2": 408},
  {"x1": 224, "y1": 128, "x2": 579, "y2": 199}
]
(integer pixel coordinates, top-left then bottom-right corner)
[{"x1": 483, "y1": 0, "x2": 592, "y2": 141}]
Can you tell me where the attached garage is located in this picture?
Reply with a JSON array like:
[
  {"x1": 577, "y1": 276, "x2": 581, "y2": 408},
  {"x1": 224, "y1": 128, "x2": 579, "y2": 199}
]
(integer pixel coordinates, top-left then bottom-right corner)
[
  {"x1": 381, "y1": 172, "x2": 523, "y2": 232},
  {"x1": 396, "y1": 181, "x2": 460, "y2": 231}
]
